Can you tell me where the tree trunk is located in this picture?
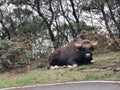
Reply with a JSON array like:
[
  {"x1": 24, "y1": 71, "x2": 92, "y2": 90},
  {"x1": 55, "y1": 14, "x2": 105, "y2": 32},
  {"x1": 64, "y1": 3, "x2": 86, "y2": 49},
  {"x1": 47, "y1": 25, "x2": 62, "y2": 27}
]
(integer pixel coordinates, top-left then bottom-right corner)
[
  {"x1": 105, "y1": 0, "x2": 120, "y2": 48},
  {"x1": 101, "y1": 9, "x2": 114, "y2": 39},
  {"x1": 33, "y1": 0, "x2": 57, "y2": 49},
  {"x1": 106, "y1": 0, "x2": 120, "y2": 39},
  {"x1": 0, "y1": 20, "x2": 11, "y2": 40},
  {"x1": 69, "y1": 0, "x2": 81, "y2": 34},
  {"x1": 59, "y1": 0, "x2": 76, "y2": 39}
]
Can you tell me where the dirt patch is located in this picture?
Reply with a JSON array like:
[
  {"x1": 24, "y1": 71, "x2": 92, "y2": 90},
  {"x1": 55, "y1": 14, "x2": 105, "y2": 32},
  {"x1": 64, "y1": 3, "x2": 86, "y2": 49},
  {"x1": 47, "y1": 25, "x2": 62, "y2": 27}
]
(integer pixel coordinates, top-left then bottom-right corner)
[{"x1": 91, "y1": 62, "x2": 120, "y2": 72}]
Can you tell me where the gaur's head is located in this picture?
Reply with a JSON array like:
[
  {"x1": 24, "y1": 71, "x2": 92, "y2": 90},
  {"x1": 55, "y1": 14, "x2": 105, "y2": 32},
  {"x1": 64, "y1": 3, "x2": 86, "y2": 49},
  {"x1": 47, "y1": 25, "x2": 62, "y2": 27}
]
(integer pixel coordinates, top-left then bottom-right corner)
[{"x1": 74, "y1": 39, "x2": 98, "y2": 62}]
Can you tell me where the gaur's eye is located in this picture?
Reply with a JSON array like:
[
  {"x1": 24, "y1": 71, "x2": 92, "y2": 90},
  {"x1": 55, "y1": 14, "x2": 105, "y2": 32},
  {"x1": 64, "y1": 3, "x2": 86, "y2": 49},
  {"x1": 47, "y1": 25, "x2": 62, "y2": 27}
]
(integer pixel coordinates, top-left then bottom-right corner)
[
  {"x1": 82, "y1": 47, "x2": 86, "y2": 50},
  {"x1": 78, "y1": 46, "x2": 82, "y2": 50},
  {"x1": 90, "y1": 46, "x2": 94, "y2": 51}
]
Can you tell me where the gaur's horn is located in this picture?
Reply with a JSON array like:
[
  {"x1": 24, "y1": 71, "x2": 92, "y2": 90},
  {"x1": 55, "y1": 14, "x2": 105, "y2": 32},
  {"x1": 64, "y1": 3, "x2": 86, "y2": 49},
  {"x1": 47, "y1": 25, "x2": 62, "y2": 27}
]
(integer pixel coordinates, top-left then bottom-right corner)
[
  {"x1": 74, "y1": 43, "x2": 82, "y2": 47},
  {"x1": 91, "y1": 41, "x2": 98, "y2": 46}
]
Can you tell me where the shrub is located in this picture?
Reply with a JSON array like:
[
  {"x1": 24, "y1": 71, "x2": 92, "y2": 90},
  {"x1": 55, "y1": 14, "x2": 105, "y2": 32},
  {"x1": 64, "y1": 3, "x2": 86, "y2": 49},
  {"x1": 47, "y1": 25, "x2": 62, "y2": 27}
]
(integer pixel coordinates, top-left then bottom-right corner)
[{"x1": 0, "y1": 37, "x2": 31, "y2": 72}]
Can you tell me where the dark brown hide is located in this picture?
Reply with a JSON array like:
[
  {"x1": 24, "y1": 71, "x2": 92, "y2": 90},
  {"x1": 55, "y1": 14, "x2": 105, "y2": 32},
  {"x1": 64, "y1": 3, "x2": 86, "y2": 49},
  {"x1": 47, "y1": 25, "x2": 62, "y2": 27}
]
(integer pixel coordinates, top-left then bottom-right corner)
[{"x1": 48, "y1": 39, "x2": 97, "y2": 69}]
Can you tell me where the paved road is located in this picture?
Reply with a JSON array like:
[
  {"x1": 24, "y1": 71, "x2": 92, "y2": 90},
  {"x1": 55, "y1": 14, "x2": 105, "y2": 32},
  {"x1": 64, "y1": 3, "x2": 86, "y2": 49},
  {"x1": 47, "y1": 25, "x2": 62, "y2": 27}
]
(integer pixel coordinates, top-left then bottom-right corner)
[{"x1": 2, "y1": 81, "x2": 120, "y2": 90}]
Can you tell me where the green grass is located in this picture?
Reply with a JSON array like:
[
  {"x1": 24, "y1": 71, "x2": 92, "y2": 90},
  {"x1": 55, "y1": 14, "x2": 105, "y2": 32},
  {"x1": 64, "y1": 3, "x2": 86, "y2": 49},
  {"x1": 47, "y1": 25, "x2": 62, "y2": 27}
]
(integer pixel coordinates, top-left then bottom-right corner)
[{"x1": 0, "y1": 52, "x2": 120, "y2": 88}]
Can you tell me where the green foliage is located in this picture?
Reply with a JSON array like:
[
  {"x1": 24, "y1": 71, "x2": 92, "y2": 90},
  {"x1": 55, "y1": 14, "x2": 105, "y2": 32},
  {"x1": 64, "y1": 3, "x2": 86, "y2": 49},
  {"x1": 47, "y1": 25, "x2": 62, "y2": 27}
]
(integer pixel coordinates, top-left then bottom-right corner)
[
  {"x1": 25, "y1": 50, "x2": 32, "y2": 59},
  {"x1": 13, "y1": 8, "x2": 32, "y2": 16},
  {"x1": 109, "y1": 43, "x2": 120, "y2": 51},
  {"x1": 37, "y1": 62, "x2": 46, "y2": 68},
  {"x1": 0, "y1": 41, "x2": 10, "y2": 48},
  {"x1": 19, "y1": 21, "x2": 40, "y2": 35},
  {"x1": 9, "y1": 0, "x2": 28, "y2": 5},
  {"x1": 0, "y1": 39, "x2": 31, "y2": 72},
  {"x1": 69, "y1": 21, "x2": 95, "y2": 30}
]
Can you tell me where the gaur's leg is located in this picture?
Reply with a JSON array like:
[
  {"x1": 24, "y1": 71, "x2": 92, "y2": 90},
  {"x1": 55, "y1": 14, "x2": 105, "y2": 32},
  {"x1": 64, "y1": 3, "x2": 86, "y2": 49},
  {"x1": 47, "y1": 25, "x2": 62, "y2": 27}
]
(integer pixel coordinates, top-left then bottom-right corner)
[{"x1": 67, "y1": 60, "x2": 78, "y2": 68}]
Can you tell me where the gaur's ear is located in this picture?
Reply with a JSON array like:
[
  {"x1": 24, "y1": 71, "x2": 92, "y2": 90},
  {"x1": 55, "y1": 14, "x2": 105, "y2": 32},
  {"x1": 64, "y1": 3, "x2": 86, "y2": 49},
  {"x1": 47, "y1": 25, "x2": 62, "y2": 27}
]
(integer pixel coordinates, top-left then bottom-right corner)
[{"x1": 74, "y1": 43, "x2": 82, "y2": 47}]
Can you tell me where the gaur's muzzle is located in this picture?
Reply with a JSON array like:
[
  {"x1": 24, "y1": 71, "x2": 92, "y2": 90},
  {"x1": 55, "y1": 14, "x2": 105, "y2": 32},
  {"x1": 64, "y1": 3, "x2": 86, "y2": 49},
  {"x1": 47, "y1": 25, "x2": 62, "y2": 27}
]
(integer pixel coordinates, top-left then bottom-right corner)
[{"x1": 85, "y1": 53, "x2": 91, "y2": 58}]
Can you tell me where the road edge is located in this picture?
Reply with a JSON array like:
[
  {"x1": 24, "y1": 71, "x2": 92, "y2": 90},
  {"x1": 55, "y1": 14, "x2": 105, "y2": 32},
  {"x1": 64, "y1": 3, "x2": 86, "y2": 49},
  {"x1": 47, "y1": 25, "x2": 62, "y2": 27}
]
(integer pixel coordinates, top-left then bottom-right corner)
[{"x1": 1, "y1": 80, "x2": 120, "y2": 90}]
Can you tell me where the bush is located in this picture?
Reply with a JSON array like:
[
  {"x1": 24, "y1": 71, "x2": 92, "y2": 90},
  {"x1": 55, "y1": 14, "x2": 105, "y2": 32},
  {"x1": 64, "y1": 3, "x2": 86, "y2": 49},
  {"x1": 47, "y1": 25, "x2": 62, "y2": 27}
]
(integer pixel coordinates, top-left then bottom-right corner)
[
  {"x1": 109, "y1": 43, "x2": 120, "y2": 51},
  {"x1": 37, "y1": 62, "x2": 46, "y2": 68},
  {"x1": 0, "y1": 37, "x2": 31, "y2": 72}
]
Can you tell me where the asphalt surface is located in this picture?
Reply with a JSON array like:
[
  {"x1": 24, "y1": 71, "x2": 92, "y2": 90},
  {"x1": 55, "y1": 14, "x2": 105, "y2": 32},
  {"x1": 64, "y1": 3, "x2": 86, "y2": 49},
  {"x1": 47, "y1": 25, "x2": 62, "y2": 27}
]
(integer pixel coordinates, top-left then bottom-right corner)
[{"x1": 2, "y1": 81, "x2": 120, "y2": 90}]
